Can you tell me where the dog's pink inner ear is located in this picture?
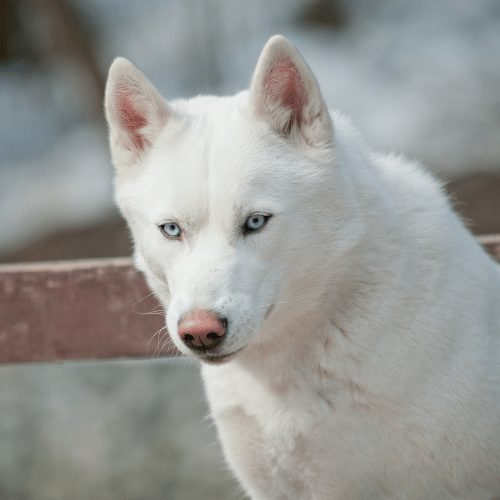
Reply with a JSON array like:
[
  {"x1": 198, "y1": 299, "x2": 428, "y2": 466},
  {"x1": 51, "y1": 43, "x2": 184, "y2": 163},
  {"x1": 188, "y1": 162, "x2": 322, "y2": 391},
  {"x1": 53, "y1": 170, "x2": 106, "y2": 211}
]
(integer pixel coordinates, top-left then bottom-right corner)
[
  {"x1": 116, "y1": 87, "x2": 149, "y2": 151},
  {"x1": 263, "y1": 57, "x2": 306, "y2": 134}
]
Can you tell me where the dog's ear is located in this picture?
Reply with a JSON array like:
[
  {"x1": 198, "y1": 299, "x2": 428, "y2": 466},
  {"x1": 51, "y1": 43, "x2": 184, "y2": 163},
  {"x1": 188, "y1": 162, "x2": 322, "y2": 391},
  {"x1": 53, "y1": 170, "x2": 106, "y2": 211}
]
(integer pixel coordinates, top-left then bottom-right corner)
[
  {"x1": 105, "y1": 57, "x2": 170, "y2": 168},
  {"x1": 249, "y1": 35, "x2": 332, "y2": 148}
]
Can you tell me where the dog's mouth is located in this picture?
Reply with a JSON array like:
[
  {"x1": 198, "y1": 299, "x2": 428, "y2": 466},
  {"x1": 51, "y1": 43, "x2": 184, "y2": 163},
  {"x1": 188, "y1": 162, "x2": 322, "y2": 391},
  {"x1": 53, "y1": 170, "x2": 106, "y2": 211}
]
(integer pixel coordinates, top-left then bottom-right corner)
[{"x1": 198, "y1": 347, "x2": 244, "y2": 365}]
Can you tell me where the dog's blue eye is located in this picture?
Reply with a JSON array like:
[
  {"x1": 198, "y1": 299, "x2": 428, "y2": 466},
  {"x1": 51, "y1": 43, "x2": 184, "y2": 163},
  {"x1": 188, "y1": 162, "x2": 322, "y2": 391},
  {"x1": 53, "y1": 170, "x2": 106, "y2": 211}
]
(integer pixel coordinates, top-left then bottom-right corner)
[
  {"x1": 244, "y1": 214, "x2": 270, "y2": 233},
  {"x1": 160, "y1": 222, "x2": 181, "y2": 238}
]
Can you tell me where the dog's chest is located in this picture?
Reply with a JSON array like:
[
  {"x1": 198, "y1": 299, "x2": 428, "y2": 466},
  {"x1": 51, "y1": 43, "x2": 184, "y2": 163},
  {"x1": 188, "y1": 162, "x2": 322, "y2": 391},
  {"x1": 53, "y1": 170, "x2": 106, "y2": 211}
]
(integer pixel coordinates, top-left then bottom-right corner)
[{"x1": 202, "y1": 363, "x2": 360, "y2": 498}]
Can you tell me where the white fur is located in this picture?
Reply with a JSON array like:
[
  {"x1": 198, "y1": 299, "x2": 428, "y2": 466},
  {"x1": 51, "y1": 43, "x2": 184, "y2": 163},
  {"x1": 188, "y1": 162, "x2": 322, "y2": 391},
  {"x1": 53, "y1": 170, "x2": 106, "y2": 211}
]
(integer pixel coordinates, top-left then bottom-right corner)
[{"x1": 105, "y1": 35, "x2": 500, "y2": 499}]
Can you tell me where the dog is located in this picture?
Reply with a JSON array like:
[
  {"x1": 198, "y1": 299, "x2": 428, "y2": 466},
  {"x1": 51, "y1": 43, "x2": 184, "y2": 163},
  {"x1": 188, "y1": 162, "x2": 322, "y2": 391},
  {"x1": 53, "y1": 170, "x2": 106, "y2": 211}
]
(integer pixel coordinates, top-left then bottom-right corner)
[{"x1": 105, "y1": 35, "x2": 500, "y2": 499}]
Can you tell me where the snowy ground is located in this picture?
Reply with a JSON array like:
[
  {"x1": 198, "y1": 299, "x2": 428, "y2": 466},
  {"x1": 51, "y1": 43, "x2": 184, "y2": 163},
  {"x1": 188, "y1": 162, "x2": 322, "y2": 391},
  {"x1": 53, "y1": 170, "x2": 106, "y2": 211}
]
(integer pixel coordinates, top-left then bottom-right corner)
[{"x1": 0, "y1": 358, "x2": 241, "y2": 500}]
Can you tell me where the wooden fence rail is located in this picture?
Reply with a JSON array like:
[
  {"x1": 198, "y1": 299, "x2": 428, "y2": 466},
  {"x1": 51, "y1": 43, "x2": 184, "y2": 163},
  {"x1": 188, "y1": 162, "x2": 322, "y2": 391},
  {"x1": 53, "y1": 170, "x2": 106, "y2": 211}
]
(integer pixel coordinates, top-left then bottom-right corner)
[
  {"x1": 1, "y1": 235, "x2": 499, "y2": 365},
  {"x1": 0, "y1": 258, "x2": 178, "y2": 364}
]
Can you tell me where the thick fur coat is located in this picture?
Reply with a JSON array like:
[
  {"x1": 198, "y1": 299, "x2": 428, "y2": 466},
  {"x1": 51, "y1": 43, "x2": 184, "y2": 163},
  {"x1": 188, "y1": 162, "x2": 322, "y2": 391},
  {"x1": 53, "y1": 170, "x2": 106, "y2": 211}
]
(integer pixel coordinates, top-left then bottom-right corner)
[{"x1": 105, "y1": 35, "x2": 500, "y2": 499}]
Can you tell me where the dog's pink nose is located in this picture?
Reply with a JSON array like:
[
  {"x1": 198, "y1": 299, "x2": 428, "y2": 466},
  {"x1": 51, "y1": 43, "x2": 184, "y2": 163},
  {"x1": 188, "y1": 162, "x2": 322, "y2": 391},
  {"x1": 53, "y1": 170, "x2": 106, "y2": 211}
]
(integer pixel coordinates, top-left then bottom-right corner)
[{"x1": 178, "y1": 310, "x2": 226, "y2": 351}]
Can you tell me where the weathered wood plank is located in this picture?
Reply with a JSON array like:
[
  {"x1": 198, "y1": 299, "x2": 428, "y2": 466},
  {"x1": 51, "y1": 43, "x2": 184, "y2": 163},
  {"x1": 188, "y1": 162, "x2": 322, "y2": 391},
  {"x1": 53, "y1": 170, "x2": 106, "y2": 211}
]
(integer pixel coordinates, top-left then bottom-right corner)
[
  {"x1": 0, "y1": 235, "x2": 499, "y2": 364},
  {"x1": 0, "y1": 258, "x2": 179, "y2": 364}
]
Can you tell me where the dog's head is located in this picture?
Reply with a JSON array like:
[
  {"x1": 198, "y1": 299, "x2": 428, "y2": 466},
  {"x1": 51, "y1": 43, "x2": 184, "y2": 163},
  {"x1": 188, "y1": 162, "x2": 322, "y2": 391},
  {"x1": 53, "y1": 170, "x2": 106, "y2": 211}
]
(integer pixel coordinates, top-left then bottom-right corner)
[{"x1": 105, "y1": 35, "x2": 363, "y2": 363}]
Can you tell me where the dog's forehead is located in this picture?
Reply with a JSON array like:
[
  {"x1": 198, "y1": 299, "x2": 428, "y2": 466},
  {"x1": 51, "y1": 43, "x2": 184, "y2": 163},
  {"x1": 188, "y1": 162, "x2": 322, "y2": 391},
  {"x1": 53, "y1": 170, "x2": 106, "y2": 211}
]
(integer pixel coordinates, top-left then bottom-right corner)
[{"x1": 126, "y1": 94, "x2": 290, "y2": 222}]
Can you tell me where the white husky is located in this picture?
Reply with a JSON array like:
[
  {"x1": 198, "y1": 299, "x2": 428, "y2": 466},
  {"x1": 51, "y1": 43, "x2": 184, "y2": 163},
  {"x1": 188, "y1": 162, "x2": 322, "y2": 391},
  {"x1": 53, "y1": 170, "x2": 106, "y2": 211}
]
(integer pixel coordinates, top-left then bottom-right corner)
[{"x1": 105, "y1": 35, "x2": 500, "y2": 499}]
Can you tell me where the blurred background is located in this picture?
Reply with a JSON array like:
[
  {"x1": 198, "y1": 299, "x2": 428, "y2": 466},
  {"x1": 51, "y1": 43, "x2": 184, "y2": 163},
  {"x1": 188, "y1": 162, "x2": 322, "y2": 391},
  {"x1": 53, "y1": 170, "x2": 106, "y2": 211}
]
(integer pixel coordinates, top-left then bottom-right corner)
[{"x1": 0, "y1": 0, "x2": 499, "y2": 498}]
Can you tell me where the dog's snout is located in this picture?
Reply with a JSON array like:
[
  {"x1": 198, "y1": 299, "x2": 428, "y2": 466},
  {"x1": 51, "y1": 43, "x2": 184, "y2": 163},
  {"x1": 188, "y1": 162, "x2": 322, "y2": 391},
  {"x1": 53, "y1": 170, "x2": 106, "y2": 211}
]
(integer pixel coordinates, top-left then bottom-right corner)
[{"x1": 178, "y1": 310, "x2": 226, "y2": 351}]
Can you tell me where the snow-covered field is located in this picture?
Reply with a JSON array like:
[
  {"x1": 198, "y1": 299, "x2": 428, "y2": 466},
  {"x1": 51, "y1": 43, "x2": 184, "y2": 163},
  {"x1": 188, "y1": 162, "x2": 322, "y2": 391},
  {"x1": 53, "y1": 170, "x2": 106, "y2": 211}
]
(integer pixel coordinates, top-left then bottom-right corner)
[{"x1": 0, "y1": 359, "x2": 241, "y2": 499}]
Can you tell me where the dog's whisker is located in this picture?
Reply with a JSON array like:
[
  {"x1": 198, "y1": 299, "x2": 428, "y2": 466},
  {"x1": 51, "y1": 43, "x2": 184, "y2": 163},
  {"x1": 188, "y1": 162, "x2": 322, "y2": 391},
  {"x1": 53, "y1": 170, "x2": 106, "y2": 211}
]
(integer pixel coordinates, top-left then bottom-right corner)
[
  {"x1": 147, "y1": 324, "x2": 168, "y2": 356},
  {"x1": 130, "y1": 291, "x2": 156, "y2": 309},
  {"x1": 136, "y1": 310, "x2": 165, "y2": 317},
  {"x1": 157, "y1": 327, "x2": 175, "y2": 355},
  {"x1": 159, "y1": 331, "x2": 176, "y2": 354}
]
